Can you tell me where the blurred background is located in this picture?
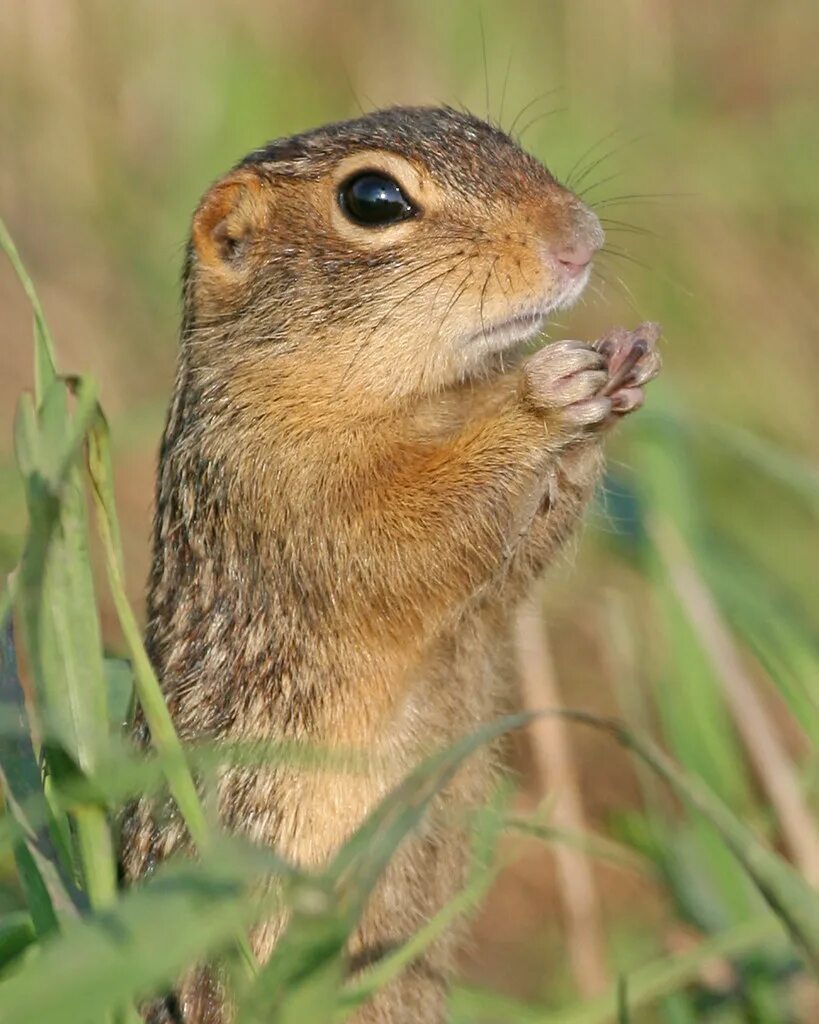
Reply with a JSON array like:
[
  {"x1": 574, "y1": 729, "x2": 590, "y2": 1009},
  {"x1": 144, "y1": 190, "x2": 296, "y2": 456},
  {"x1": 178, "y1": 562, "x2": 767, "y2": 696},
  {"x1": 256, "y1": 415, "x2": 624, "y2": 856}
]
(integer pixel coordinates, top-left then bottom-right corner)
[{"x1": 2, "y1": 1, "x2": 818, "y2": 1020}]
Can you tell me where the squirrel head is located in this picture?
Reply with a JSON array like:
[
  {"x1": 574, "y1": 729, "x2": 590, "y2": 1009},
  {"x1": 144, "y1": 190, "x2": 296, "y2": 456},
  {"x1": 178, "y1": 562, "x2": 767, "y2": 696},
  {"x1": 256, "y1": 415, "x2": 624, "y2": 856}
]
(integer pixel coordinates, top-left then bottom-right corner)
[{"x1": 183, "y1": 106, "x2": 603, "y2": 404}]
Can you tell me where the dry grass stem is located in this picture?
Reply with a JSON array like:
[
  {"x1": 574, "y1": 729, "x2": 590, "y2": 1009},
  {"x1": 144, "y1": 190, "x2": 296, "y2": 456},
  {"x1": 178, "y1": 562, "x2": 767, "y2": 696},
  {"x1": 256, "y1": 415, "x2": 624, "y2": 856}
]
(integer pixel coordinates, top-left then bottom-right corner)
[{"x1": 514, "y1": 591, "x2": 609, "y2": 997}]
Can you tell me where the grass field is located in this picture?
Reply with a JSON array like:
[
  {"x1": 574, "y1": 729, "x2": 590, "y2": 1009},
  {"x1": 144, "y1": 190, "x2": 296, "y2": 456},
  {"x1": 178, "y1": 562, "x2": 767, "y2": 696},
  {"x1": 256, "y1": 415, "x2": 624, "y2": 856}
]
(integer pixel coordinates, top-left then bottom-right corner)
[{"x1": 1, "y1": 2, "x2": 818, "y2": 1021}]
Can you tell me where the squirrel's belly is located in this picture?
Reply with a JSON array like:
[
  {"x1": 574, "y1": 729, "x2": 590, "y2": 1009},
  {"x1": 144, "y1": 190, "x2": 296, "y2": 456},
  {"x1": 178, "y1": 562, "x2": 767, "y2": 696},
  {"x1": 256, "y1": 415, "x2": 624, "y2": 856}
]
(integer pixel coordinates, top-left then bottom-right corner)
[{"x1": 222, "y1": 601, "x2": 512, "y2": 864}]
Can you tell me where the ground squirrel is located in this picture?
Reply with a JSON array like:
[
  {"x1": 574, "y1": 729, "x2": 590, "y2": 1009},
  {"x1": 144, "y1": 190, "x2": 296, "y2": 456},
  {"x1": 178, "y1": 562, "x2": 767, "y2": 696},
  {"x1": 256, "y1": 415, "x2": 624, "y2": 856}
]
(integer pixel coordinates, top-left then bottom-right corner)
[{"x1": 119, "y1": 105, "x2": 661, "y2": 1023}]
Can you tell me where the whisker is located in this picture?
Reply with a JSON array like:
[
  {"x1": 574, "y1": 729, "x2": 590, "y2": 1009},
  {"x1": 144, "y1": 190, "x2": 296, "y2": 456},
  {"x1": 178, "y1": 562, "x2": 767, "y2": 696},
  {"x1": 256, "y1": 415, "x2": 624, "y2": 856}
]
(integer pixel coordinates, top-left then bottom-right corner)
[
  {"x1": 436, "y1": 268, "x2": 474, "y2": 341},
  {"x1": 592, "y1": 191, "x2": 690, "y2": 211},
  {"x1": 586, "y1": 280, "x2": 609, "y2": 308},
  {"x1": 341, "y1": 256, "x2": 471, "y2": 384},
  {"x1": 478, "y1": 256, "x2": 500, "y2": 341},
  {"x1": 599, "y1": 250, "x2": 693, "y2": 298},
  {"x1": 570, "y1": 132, "x2": 648, "y2": 192},
  {"x1": 590, "y1": 265, "x2": 642, "y2": 318},
  {"x1": 492, "y1": 258, "x2": 509, "y2": 302},
  {"x1": 599, "y1": 217, "x2": 658, "y2": 239},
  {"x1": 579, "y1": 170, "x2": 625, "y2": 201},
  {"x1": 340, "y1": 64, "x2": 367, "y2": 117},
  {"x1": 516, "y1": 105, "x2": 566, "y2": 143},
  {"x1": 431, "y1": 254, "x2": 471, "y2": 307},
  {"x1": 564, "y1": 127, "x2": 623, "y2": 190},
  {"x1": 609, "y1": 272, "x2": 645, "y2": 317},
  {"x1": 601, "y1": 246, "x2": 652, "y2": 272},
  {"x1": 498, "y1": 48, "x2": 514, "y2": 130},
  {"x1": 506, "y1": 88, "x2": 562, "y2": 139},
  {"x1": 479, "y1": 12, "x2": 491, "y2": 122}
]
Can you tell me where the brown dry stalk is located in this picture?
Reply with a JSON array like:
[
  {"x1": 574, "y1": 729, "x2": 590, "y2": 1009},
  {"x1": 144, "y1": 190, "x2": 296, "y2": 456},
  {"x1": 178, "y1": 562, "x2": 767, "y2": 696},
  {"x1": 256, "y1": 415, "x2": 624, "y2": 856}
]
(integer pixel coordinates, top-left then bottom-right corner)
[
  {"x1": 653, "y1": 518, "x2": 819, "y2": 888},
  {"x1": 514, "y1": 592, "x2": 609, "y2": 997}
]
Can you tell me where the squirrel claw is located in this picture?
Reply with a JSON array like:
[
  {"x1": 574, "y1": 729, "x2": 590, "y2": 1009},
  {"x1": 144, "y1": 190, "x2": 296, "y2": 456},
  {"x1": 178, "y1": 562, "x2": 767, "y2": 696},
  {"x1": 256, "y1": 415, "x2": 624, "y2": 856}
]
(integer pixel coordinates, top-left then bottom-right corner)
[{"x1": 595, "y1": 321, "x2": 662, "y2": 420}]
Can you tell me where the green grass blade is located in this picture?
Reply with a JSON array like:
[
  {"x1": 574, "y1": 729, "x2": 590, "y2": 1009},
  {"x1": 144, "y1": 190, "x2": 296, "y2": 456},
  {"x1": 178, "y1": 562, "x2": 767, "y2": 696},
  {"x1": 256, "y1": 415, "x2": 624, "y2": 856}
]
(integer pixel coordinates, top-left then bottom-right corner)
[
  {"x1": 616, "y1": 977, "x2": 630, "y2": 1024},
  {"x1": 341, "y1": 791, "x2": 508, "y2": 1014},
  {"x1": 506, "y1": 816, "x2": 647, "y2": 873},
  {"x1": 631, "y1": 421, "x2": 765, "y2": 928},
  {"x1": 703, "y1": 547, "x2": 819, "y2": 745},
  {"x1": 701, "y1": 417, "x2": 819, "y2": 508},
  {"x1": 13, "y1": 386, "x2": 119, "y2": 916},
  {"x1": 7, "y1": 845, "x2": 60, "y2": 944},
  {"x1": 86, "y1": 410, "x2": 207, "y2": 848},
  {"x1": 73, "y1": 806, "x2": 117, "y2": 911},
  {"x1": 560, "y1": 712, "x2": 819, "y2": 972},
  {"x1": 0, "y1": 840, "x2": 292, "y2": 1024},
  {"x1": 0, "y1": 609, "x2": 82, "y2": 933},
  {"x1": 633, "y1": 422, "x2": 753, "y2": 810},
  {"x1": 638, "y1": 408, "x2": 819, "y2": 509},
  {"x1": 331, "y1": 712, "x2": 530, "y2": 909},
  {"x1": 239, "y1": 904, "x2": 348, "y2": 1024},
  {"x1": 0, "y1": 730, "x2": 365, "y2": 857},
  {"x1": 0, "y1": 912, "x2": 35, "y2": 975},
  {"x1": 0, "y1": 215, "x2": 57, "y2": 405}
]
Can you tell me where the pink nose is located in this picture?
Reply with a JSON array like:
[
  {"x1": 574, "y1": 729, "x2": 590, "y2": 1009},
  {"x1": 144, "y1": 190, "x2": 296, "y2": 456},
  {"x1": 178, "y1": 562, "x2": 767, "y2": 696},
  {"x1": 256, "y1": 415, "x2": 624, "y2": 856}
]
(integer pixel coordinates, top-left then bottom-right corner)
[{"x1": 555, "y1": 243, "x2": 594, "y2": 275}]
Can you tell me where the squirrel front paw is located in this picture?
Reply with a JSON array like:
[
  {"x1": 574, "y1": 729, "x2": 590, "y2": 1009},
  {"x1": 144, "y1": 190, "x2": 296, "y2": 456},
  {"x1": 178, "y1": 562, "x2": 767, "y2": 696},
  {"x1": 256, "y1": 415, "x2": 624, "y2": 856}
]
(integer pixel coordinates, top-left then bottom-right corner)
[
  {"x1": 522, "y1": 340, "x2": 611, "y2": 428},
  {"x1": 521, "y1": 323, "x2": 662, "y2": 439},
  {"x1": 521, "y1": 340, "x2": 612, "y2": 433},
  {"x1": 595, "y1": 321, "x2": 662, "y2": 419}
]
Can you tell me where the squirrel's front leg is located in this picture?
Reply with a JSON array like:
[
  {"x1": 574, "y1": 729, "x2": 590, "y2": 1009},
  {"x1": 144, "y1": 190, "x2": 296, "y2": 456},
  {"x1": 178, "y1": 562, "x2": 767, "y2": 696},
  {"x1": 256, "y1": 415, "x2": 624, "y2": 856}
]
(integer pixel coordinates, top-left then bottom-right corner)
[
  {"x1": 339, "y1": 341, "x2": 620, "y2": 645},
  {"x1": 496, "y1": 323, "x2": 663, "y2": 598}
]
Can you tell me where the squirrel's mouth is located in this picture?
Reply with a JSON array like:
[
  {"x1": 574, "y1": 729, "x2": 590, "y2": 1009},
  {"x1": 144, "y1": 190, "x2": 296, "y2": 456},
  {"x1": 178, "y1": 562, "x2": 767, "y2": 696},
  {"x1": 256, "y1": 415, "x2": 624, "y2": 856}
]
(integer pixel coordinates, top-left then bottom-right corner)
[
  {"x1": 463, "y1": 310, "x2": 550, "y2": 352},
  {"x1": 461, "y1": 267, "x2": 592, "y2": 355}
]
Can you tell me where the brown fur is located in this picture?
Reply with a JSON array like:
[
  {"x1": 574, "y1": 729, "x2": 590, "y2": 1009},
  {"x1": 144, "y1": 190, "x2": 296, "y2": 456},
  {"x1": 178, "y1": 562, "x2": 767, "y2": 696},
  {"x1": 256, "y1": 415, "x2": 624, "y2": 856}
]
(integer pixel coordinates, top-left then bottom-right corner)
[{"x1": 119, "y1": 106, "x2": 660, "y2": 1023}]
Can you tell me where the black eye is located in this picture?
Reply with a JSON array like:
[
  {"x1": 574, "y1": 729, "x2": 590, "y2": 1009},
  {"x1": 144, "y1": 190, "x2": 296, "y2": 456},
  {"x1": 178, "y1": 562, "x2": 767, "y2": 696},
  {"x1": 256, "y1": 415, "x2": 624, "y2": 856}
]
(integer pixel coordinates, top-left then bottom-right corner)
[{"x1": 338, "y1": 172, "x2": 416, "y2": 226}]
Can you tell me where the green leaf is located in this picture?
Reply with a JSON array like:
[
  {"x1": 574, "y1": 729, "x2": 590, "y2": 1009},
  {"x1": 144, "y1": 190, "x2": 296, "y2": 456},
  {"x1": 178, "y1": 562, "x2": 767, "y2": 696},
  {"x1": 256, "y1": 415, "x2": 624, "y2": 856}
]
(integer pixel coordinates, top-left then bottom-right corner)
[
  {"x1": 5, "y1": 219, "x2": 119, "y2": 920},
  {"x1": 0, "y1": 608, "x2": 82, "y2": 935},
  {"x1": 0, "y1": 912, "x2": 35, "y2": 974},
  {"x1": 0, "y1": 840, "x2": 296, "y2": 1024},
  {"x1": 616, "y1": 977, "x2": 630, "y2": 1024},
  {"x1": 86, "y1": 411, "x2": 209, "y2": 850},
  {"x1": 105, "y1": 657, "x2": 135, "y2": 735},
  {"x1": 342, "y1": 788, "x2": 509, "y2": 1014},
  {"x1": 15, "y1": 393, "x2": 109, "y2": 776},
  {"x1": 14, "y1": 396, "x2": 118, "y2": 914},
  {"x1": 0, "y1": 215, "x2": 57, "y2": 406}
]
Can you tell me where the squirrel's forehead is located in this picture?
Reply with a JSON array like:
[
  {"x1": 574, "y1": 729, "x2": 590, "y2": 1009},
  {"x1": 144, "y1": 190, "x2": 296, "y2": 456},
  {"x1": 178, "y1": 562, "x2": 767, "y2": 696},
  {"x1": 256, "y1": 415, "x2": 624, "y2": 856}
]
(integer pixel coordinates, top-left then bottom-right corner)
[{"x1": 239, "y1": 106, "x2": 553, "y2": 195}]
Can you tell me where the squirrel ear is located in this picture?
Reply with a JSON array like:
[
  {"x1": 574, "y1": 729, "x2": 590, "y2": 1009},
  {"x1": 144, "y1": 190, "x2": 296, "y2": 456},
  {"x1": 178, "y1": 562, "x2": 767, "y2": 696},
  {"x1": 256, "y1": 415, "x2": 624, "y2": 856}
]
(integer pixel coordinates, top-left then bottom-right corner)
[{"x1": 191, "y1": 169, "x2": 267, "y2": 266}]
